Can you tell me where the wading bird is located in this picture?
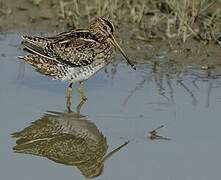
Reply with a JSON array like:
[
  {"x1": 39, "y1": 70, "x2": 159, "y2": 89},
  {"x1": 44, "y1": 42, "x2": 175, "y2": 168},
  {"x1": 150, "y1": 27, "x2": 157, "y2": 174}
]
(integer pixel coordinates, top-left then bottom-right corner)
[{"x1": 18, "y1": 17, "x2": 135, "y2": 109}]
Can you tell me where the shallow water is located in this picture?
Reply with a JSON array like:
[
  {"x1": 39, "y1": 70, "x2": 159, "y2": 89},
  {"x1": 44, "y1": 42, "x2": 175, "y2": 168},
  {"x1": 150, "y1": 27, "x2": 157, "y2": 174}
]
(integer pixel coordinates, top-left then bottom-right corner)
[{"x1": 1, "y1": 33, "x2": 221, "y2": 180}]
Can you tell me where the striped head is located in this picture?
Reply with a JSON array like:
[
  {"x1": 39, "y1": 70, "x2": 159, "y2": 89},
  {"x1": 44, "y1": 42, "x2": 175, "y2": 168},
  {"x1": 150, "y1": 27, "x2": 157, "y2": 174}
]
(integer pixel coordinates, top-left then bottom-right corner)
[
  {"x1": 89, "y1": 17, "x2": 135, "y2": 70},
  {"x1": 89, "y1": 17, "x2": 115, "y2": 40}
]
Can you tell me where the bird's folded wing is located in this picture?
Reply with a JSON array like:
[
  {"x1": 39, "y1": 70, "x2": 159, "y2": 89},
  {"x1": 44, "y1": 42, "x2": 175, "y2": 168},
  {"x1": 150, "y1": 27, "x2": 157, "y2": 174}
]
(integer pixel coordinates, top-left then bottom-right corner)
[{"x1": 22, "y1": 31, "x2": 99, "y2": 67}]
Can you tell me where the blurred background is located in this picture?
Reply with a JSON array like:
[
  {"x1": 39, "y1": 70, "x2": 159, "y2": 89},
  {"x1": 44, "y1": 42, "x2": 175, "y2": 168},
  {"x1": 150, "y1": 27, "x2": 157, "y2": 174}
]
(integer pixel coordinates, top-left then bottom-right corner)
[{"x1": 1, "y1": 0, "x2": 221, "y2": 66}]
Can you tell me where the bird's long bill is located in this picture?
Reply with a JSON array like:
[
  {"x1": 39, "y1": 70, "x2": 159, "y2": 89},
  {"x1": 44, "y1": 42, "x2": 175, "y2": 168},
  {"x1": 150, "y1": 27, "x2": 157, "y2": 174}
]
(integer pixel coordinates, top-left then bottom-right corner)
[
  {"x1": 101, "y1": 141, "x2": 130, "y2": 164},
  {"x1": 109, "y1": 35, "x2": 136, "y2": 70}
]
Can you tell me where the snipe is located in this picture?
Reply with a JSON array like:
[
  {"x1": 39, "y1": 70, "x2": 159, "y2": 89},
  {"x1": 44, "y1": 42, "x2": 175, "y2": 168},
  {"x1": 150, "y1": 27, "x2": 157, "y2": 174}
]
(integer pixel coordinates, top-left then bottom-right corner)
[
  {"x1": 18, "y1": 17, "x2": 135, "y2": 108},
  {"x1": 12, "y1": 110, "x2": 129, "y2": 178}
]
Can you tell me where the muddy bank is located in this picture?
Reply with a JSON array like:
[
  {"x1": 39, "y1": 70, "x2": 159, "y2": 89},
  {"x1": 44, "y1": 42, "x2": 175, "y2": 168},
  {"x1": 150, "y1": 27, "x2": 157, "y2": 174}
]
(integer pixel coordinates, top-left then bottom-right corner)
[
  {"x1": 0, "y1": 0, "x2": 220, "y2": 72},
  {"x1": 0, "y1": 0, "x2": 59, "y2": 31}
]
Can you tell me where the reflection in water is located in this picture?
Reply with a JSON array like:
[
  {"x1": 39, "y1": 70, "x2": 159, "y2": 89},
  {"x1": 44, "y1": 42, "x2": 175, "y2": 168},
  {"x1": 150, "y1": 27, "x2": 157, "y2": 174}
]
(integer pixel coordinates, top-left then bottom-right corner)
[
  {"x1": 123, "y1": 60, "x2": 221, "y2": 107},
  {"x1": 148, "y1": 125, "x2": 171, "y2": 141},
  {"x1": 12, "y1": 108, "x2": 129, "y2": 178}
]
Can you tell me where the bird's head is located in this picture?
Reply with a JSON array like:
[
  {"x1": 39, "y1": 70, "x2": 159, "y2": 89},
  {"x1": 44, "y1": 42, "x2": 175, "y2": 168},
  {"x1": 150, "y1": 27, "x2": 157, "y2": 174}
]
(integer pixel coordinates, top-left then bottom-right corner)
[
  {"x1": 89, "y1": 17, "x2": 136, "y2": 70},
  {"x1": 89, "y1": 17, "x2": 115, "y2": 40}
]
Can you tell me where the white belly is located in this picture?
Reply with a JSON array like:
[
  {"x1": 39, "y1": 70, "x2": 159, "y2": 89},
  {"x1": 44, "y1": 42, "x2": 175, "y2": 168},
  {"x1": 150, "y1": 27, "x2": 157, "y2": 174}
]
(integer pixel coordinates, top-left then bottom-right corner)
[{"x1": 60, "y1": 63, "x2": 105, "y2": 83}]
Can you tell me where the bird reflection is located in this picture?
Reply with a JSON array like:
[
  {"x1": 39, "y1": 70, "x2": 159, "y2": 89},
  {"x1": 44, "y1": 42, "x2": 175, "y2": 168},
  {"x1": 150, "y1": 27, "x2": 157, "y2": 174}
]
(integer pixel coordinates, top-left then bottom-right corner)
[{"x1": 12, "y1": 101, "x2": 129, "y2": 178}]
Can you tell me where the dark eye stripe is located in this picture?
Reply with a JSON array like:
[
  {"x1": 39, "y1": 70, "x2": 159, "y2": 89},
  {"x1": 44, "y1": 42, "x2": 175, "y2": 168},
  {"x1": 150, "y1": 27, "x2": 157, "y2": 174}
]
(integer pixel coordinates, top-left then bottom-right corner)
[{"x1": 101, "y1": 18, "x2": 114, "y2": 34}]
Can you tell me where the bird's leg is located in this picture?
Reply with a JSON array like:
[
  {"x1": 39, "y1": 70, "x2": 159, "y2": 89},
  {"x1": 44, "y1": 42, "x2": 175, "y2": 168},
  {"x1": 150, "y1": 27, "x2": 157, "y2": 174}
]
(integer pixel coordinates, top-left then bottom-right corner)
[
  {"x1": 76, "y1": 98, "x2": 87, "y2": 115},
  {"x1": 77, "y1": 81, "x2": 87, "y2": 101},
  {"x1": 66, "y1": 83, "x2": 73, "y2": 112}
]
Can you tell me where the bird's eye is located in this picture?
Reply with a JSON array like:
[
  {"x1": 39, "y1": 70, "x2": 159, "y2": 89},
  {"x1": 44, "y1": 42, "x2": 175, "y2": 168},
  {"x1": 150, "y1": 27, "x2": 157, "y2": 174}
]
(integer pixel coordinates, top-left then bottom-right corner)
[{"x1": 103, "y1": 26, "x2": 107, "y2": 30}]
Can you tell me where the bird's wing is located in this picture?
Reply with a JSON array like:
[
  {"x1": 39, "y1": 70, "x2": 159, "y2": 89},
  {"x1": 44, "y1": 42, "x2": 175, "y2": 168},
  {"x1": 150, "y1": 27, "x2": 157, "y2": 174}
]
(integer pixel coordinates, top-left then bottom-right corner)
[
  {"x1": 22, "y1": 30, "x2": 100, "y2": 67},
  {"x1": 45, "y1": 36, "x2": 98, "y2": 67}
]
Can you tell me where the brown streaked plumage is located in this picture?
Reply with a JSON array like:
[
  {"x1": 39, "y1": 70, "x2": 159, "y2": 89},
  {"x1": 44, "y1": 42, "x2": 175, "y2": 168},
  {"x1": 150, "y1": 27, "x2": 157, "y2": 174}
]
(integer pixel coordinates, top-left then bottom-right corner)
[
  {"x1": 18, "y1": 20, "x2": 136, "y2": 73},
  {"x1": 12, "y1": 110, "x2": 129, "y2": 178},
  {"x1": 18, "y1": 17, "x2": 135, "y2": 104}
]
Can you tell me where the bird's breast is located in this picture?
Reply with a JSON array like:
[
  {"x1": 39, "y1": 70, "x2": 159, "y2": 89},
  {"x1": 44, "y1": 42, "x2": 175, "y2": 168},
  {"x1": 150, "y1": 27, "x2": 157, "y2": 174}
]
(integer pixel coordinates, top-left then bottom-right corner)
[{"x1": 94, "y1": 42, "x2": 113, "y2": 63}]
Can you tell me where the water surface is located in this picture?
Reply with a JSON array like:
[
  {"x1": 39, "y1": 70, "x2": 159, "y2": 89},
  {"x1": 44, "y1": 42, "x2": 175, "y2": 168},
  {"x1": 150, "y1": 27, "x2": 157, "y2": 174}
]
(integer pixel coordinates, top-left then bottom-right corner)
[{"x1": 1, "y1": 33, "x2": 221, "y2": 180}]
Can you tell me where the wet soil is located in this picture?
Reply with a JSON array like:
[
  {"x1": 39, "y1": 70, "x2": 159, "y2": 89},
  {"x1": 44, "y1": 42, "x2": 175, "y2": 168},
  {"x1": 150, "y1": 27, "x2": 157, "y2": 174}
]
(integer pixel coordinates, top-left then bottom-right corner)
[{"x1": 0, "y1": 0, "x2": 62, "y2": 31}]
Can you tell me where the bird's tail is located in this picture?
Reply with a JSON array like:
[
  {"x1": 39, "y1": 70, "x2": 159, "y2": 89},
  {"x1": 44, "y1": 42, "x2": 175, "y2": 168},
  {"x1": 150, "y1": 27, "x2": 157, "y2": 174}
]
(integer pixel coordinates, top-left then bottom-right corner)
[{"x1": 17, "y1": 55, "x2": 63, "y2": 78}]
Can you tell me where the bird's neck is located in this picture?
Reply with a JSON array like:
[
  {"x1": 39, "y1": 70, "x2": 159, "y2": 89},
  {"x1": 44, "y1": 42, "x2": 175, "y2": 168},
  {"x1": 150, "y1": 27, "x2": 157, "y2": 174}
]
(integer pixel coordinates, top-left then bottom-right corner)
[{"x1": 88, "y1": 29, "x2": 107, "y2": 43}]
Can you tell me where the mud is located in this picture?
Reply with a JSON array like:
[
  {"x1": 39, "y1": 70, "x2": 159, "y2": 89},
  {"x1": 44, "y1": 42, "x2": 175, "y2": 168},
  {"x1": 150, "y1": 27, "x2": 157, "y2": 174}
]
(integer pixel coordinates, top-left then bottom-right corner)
[{"x1": 0, "y1": 0, "x2": 220, "y2": 71}]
